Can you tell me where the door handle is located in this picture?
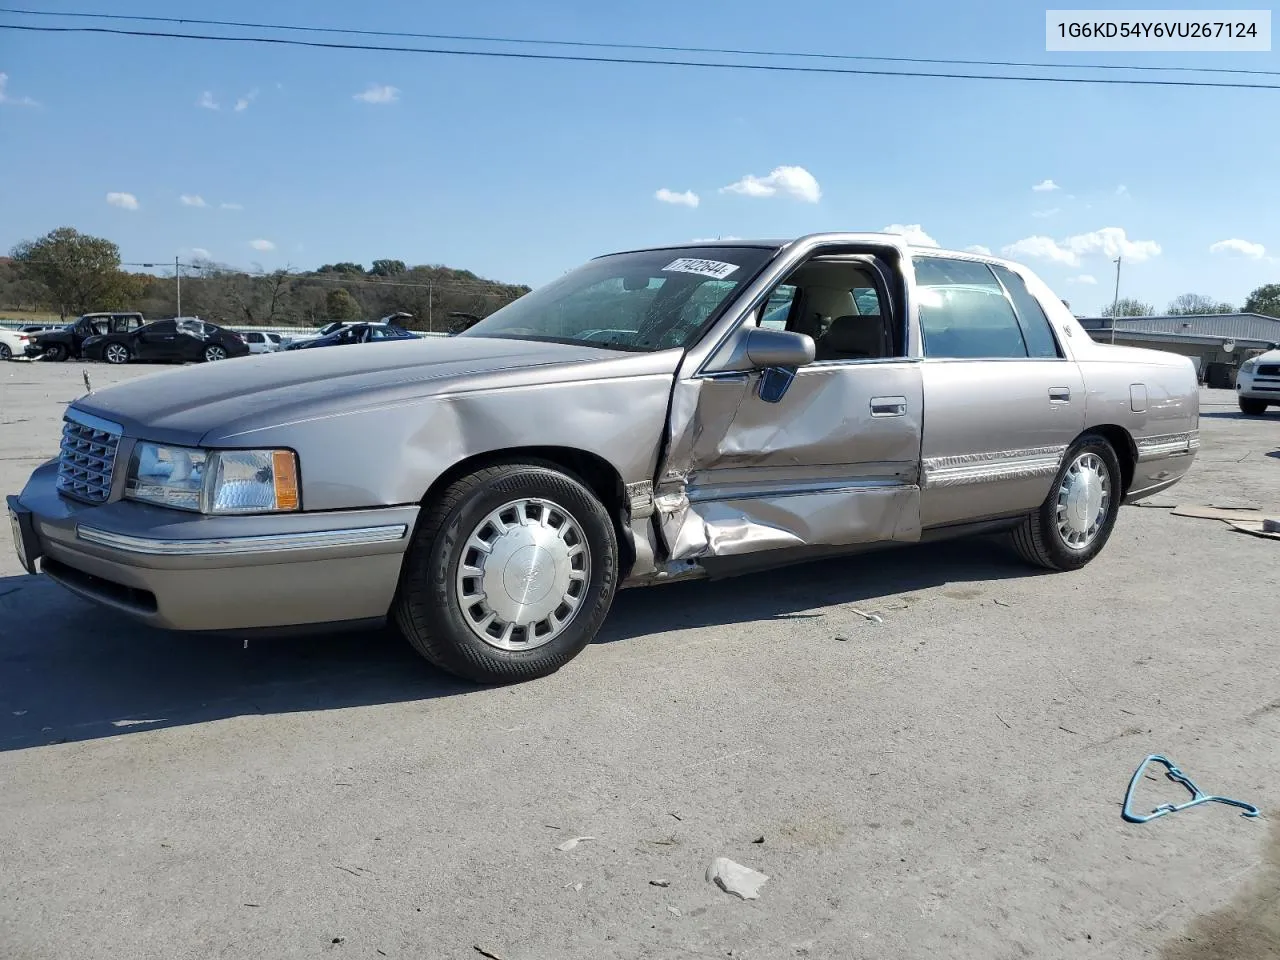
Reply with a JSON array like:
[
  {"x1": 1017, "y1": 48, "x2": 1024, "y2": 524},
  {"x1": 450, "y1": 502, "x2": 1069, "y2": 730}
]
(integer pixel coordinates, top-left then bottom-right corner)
[
  {"x1": 1049, "y1": 387, "x2": 1071, "y2": 403},
  {"x1": 870, "y1": 396, "x2": 907, "y2": 418}
]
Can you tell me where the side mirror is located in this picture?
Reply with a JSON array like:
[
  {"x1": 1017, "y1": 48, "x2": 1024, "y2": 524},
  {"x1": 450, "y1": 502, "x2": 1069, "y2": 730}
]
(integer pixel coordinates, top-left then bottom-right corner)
[{"x1": 744, "y1": 327, "x2": 815, "y2": 369}]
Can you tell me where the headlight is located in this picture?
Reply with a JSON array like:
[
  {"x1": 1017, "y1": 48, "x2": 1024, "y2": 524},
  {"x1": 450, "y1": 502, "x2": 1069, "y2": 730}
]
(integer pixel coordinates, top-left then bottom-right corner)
[
  {"x1": 126, "y1": 443, "x2": 300, "y2": 513},
  {"x1": 1240, "y1": 359, "x2": 1258, "y2": 375}
]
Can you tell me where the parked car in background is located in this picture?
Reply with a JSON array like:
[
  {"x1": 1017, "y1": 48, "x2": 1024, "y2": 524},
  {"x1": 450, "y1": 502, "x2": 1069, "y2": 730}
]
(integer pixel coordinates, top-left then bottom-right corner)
[
  {"x1": 24, "y1": 312, "x2": 145, "y2": 361},
  {"x1": 1236, "y1": 347, "x2": 1280, "y2": 414},
  {"x1": 81, "y1": 317, "x2": 250, "y2": 364},
  {"x1": 282, "y1": 321, "x2": 418, "y2": 351},
  {"x1": 240, "y1": 330, "x2": 285, "y2": 354},
  {"x1": 0, "y1": 326, "x2": 35, "y2": 361},
  {"x1": 8, "y1": 233, "x2": 1202, "y2": 687}
]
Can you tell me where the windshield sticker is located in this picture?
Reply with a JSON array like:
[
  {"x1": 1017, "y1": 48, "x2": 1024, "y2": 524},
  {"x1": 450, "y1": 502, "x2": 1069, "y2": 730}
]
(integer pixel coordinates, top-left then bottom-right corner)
[{"x1": 662, "y1": 258, "x2": 741, "y2": 280}]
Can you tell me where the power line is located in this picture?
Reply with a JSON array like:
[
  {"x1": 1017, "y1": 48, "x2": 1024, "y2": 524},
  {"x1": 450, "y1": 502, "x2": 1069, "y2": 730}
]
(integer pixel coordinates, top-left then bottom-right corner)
[
  {"x1": 4, "y1": 6, "x2": 1278, "y2": 78},
  {"x1": 4, "y1": 22, "x2": 1279, "y2": 90}
]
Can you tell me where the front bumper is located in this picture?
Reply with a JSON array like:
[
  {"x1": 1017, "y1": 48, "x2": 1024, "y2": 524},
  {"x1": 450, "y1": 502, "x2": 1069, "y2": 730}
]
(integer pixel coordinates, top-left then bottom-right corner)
[
  {"x1": 1237, "y1": 375, "x2": 1279, "y2": 401},
  {"x1": 10, "y1": 460, "x2": 419, "y2": 631}
]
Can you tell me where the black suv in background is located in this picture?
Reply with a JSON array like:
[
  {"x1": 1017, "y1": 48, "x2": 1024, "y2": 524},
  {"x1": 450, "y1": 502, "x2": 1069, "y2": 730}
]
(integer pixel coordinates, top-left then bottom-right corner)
[{"x1": 23, "y1": 312, "x2": 145, "y2": 361}]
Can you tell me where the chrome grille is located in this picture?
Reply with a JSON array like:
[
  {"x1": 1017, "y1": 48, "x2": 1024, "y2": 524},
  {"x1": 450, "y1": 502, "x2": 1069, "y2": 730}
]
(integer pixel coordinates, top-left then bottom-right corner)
[{"x1": 56, "y1": 411, "x2": 123, "y2": 503}]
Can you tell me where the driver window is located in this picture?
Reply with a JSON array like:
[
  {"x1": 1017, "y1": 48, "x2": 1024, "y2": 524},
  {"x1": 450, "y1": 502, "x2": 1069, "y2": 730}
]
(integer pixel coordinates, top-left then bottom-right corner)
[{"x1": 760, "y1": 260, "x2": 900, "y2": 362}]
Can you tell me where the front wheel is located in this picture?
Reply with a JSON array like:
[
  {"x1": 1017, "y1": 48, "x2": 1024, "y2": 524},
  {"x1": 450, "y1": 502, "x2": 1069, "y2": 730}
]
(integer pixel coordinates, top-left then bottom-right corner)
[
  {"x1": 1011, "y1": 433, "x2": 1123, "y2": 571},
  {"x1": 394, "y1": 462, "x2": 619, "y2": 684},
  {"x1": 202, "y1": 344, "x2": 228, "y2": 362},
  {"x1": 1239, "y1": 397, "x2": 1269, "y2": 416},
  {"x1": 103, "y1": 343, "x2": 131, "y2": 365}
]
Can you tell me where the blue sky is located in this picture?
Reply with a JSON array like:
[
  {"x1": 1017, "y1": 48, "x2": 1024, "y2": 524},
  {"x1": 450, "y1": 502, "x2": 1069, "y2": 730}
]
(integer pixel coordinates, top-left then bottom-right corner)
[{"x1": 1, "y1": 0, "x2": 1278, "y2": 314}]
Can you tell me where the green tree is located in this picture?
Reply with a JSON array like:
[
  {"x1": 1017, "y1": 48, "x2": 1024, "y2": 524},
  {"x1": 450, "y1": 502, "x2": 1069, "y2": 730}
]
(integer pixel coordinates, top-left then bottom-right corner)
[
  {"x1": 1167, "y1": 293, "x2": 1235, "y2": 315},
  {"x1": 369, "y1": 259, "x2": 406, "y2": 277},
  {"x1": 1244, "y1": 283, "x2": 1280, "y2": 318},
  {"x1": 324, "y1": 287, "x2": 362, "y2": 320},
  {"x1": 10, "y1": 226, "x2": 137, "y2": 318},
  {"x1": 317, "y1": 262, "x2": 364, "y2": 275},
  {"x1": 1101, "y1": 297, "x2": 1156, "y2": 318}
]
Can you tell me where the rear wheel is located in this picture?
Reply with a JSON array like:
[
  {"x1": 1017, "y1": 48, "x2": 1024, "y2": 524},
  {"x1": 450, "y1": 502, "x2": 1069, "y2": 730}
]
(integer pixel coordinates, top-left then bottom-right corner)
[
  {"x1": 202, "y1": 344, "x2": 228, "y2": 362},
  {"x1": 103, "y1": 343, "x2": 131, "y2": 365},
  {"x1": 1011, "y1": 433, "x2": 1122, "y2": 571},
  {"x1": 394, "y1": 462, "x2": 618, "y2": 684},
  {"x1": 1239, "y1": 397, "x2": 1269, "y2": 416},
  {"x1": 0, "y1": 343, "x2": 10, "y2": 361},
  {"x1": 43, "y1": 343, "x2": 67, "y2": 362}
]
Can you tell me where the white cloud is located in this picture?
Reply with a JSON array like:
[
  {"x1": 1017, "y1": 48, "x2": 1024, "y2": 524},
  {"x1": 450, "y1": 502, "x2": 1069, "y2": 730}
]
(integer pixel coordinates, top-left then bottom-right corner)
[
  {"x1": 1067, "y1": 274, "x2": 1098, "y2": 285},
  {"x1": 234, "y1": 88, "x2": 259, "y2": 112},
  {"x1": 1209, "y1": 238, "x2": 1266, "y2": 259},
  {"x1": 249, "y1": 238, "x2": 275, "y2": 252},
  {"x1": 1032, "y1": 208, "x2": 1060, "y2": 219},
  {"x1": 220, "y1": 202, "x2": 243, "y2": 211},
  {"x1": 1116, "y1": 184, "x2": 1129, "y2": 197},
  {"x1": 106, "y1": 192, "x2": 139, "y2": 210},
  {"x1": 964, "y1": 244, "x2": 992, "y2": 256},
  {"x1": 881, "y1": 224, "x2": 938, "y2": 247},
  {"x1": 354, "y1": 84, "x2": 399, "y2": 104},
  {"x1": 1032, "y1": 179, "x2": 1060, "y2": 192},
  {"x1": 190, "y1": 248, "x2": 212, "y2": 260},
  {"x1": 180, "y1": 194, "x2": 207, "y2": 207},
  {"x1": 0, "y1": 72, "x2": 38, "y2": 107},
  {"x1": 654, "y1": 187, "x2": 699, "y2": 208},
  {"x1": 720, "y1": 165, "x2": 821, "y2": 203},
  {"x1": 1003, "y1": 227, "x2": 1160, "y2": 267},
  {"x1": 197, "y1": 90, "x2": 219, "y2": 110}
]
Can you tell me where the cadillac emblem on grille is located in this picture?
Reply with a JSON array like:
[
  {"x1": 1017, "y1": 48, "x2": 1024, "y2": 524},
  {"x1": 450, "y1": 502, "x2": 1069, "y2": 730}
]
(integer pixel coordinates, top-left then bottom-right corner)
[{"x1": 55, "y1": 411, "x2": 123, "y2": 503}]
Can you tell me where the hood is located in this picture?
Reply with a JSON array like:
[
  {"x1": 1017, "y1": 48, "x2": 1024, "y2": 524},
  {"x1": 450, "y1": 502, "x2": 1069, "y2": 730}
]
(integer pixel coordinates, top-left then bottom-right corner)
[
  {"x1": 1246, "y1": 348, "x2": 1280, "y2": 364},
  {"x1": 70, "y1": 335, "x2": 663, "y2": 446}
]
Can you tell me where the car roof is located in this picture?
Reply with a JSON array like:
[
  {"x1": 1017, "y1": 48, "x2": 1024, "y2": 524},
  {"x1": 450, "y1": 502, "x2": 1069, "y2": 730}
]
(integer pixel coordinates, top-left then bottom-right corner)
[{"x1": 601, "y1": 233, "x2": 1019, "y2": 269}]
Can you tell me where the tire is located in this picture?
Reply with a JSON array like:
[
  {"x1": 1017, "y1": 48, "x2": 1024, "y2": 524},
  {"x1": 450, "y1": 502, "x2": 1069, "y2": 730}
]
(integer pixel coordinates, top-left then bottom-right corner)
[
  {"x1": 202, "y1": 344, "x2": 227, "y2": 362},
  {"x1": 1239, "y1": 397, "x2": 1269, "y2": 416},
  {"x1": 43, "y1": 343, "x2": 67, "y2": 362},
  {"x1": 394, "y1": 462, "x2": 618, "y2": 684},
  {"x1": 103, "y1": 343, "x2": 131, "y2": 365},
  {"x1": 1011, "y1": 433, "x2": 1123, "y2": 572},
  {"x1": 0, "y1": 343, "x2": 10, "y2": 361}
]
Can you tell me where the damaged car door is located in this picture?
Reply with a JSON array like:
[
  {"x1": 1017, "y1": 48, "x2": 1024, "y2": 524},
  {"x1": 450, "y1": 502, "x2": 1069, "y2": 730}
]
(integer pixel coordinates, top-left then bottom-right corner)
[{"x1": 656, "y1": 243, "x2": 923, "y2": 561}]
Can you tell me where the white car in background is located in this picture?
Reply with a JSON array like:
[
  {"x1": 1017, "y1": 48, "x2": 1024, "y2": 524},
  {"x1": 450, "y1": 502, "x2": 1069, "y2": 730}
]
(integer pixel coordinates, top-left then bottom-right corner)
[
  {"x1": 1236, "y1": 347, "x2": 1280, "y2": 415},
  {"x1": 240, "y1": 330, "x2": 285, "y2": 354},
  {"x1": 0, "y1": 327, "x2": 36, "y2": 361}
]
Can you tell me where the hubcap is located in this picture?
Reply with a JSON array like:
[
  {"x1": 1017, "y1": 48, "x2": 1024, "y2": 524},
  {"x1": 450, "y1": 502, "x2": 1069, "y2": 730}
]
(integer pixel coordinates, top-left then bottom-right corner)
[
  {"x1": 1056, "y1": 452, "x2": 1110, "y2": 549},
  {"x1": 456, "y1": 498, "x2": 591, "y2": 651},
  {"x1": 105, "y1": 344, "x2": 128, "y2": 363},
  {"x1": 206, "y1": 346, "x2": 226, "y2": 361}
]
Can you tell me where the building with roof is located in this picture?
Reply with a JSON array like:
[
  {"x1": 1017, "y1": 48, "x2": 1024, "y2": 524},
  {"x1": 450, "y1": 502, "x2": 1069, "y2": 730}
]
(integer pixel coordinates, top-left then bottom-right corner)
[{"x1": 1076, "y1": 313, "x2": 1280, "y2": 387}]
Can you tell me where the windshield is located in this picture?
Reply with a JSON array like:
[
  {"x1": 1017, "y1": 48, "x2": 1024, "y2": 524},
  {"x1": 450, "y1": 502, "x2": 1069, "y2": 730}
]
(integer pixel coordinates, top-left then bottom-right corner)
[{"x1": 458, "y1": 246, "x2": 777, "y2": 352}]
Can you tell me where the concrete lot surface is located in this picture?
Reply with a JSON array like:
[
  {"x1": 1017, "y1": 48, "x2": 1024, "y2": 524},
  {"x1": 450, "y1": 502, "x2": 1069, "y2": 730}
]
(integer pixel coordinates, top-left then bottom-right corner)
[{"x1": 2, "y1": 360, "x2": 1279, "y2": 960}]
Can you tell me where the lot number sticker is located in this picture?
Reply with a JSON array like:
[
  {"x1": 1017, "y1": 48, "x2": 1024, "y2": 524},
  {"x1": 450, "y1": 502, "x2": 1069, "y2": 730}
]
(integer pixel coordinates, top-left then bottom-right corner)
[{"x1": 662, "y1": 258, "x2": 741, "y2": 280}]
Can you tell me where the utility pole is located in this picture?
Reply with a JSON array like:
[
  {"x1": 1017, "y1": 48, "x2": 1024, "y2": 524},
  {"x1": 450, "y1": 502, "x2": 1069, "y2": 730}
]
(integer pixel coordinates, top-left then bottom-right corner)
[
  {"x1": 175, "y1": 255, "x2": 182, "y2": 318},
  {"x1": 427, "y1": 284, "x2": 433, "y2": 332},
  {"x1": 1110, "y1": 255, "x2": 1122, "y2": 344}
]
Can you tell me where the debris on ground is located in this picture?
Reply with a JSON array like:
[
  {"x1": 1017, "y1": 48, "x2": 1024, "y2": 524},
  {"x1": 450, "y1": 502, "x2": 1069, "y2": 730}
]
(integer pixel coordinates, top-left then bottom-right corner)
[
  {"x1": 848, "y1": 607, "x2": 884, "y2": 624},
  {"x1": 1230, "y1": 520, "x2": 1280, "y2": 541},
  {"x1": 1132, "y1": 499, "x2": 1178, "y2": 508},
  {"x1": 1121, "y1": 754, "x2": 1261, "y2": 823},
  {"x1": 1171, "y1": 504, "x2": 1264, "y2": 521},
  {"x1": 667, "y1": 906, "x2": 682, "y2": 917},
  {"x1": 992, "y1": 599, "x2": 1011, "y2": 607},
  {"x1": 649, "y1": 879, "x2": 670, "y2": 887},
  {"x1": 331, "y1": 937, "x2": 345, "y2": 945},
  {"x1": 474, "y1": 946, "x2": 507, "y2": 960},
  {"x1": 706, "y1": 857, "x2": 770, "y2": 900},
  {"x1": 556, "y1": 836, "x2": 595, "y2": 852}
]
